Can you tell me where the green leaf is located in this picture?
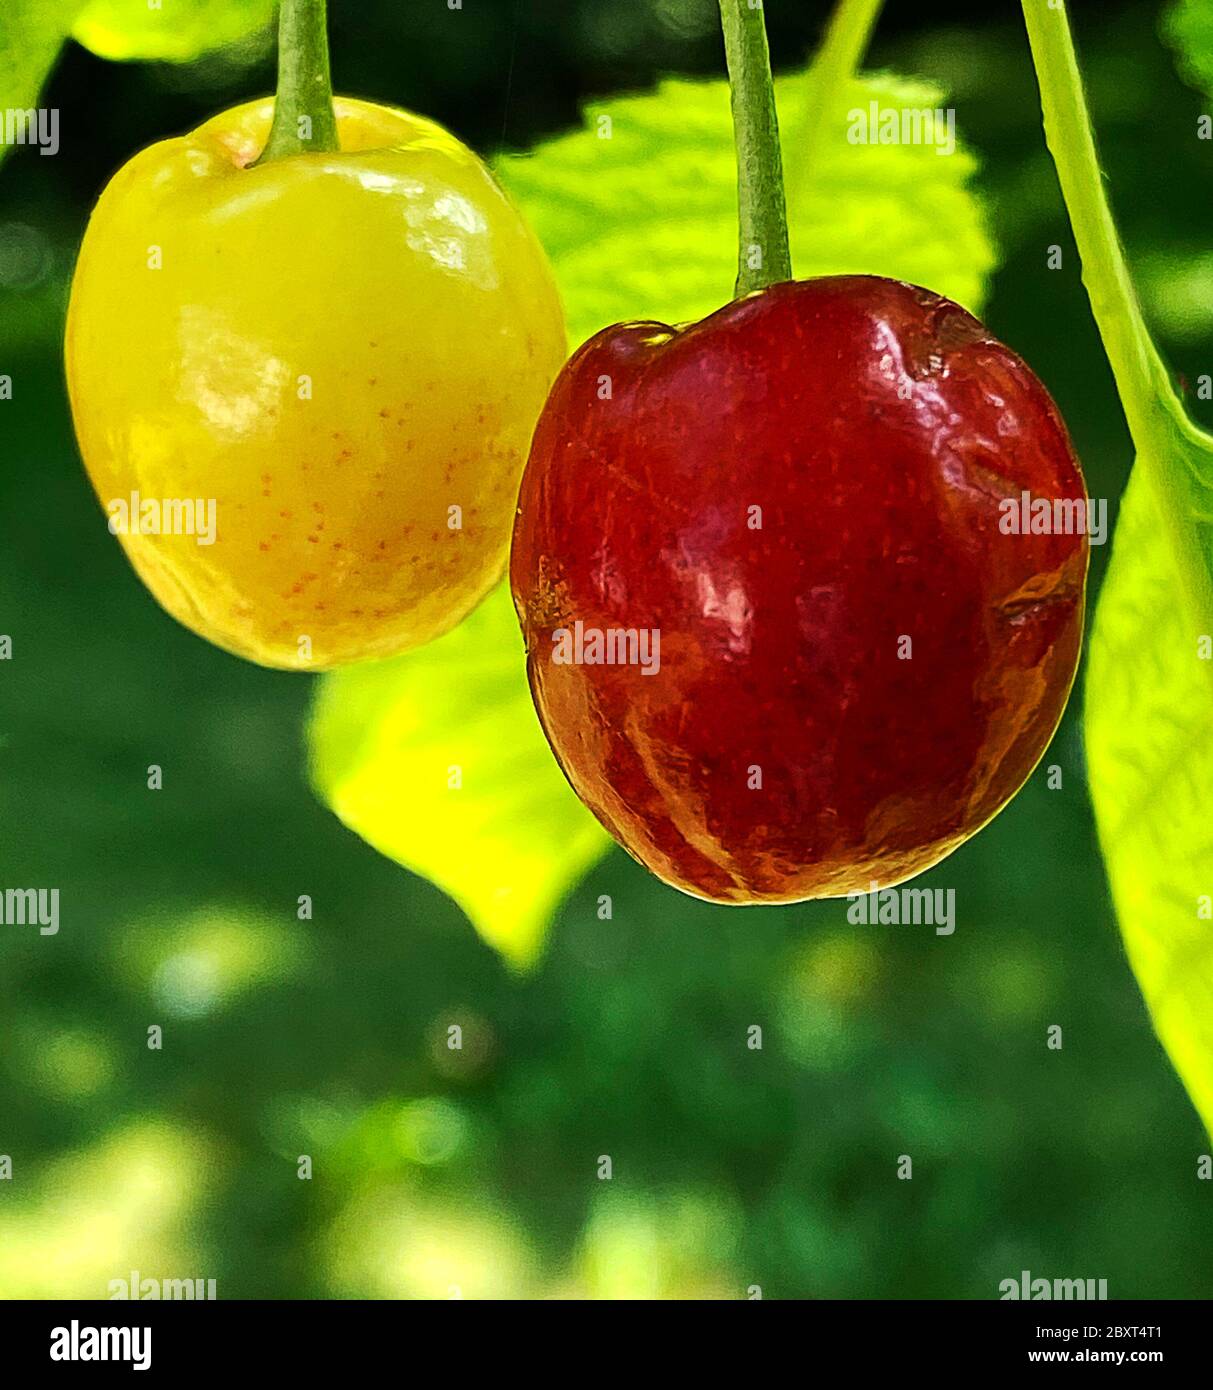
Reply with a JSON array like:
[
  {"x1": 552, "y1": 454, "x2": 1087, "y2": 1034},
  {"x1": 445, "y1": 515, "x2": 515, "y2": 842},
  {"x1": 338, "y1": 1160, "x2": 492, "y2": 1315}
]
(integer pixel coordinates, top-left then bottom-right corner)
[
  {"x1": 0, "y1": 0, "x2": 274, "y2": 173},
  {"x1": 308, "y1": 587, "x2": 611, "y2": 970},
  {"x1": 71, "y1": 0, "x2": 275, "y2": 63},
  {"x1": 1085, "y1": 414, "x2": 1213, "y2": 1136},
  {"x1": 313, "y1": 65, "x2": 997, "y2": 966},
  {"x1": 1163, "y1": 0, "x2": 1213, "y2": 96},
  {"x1": 495, "y1": 70, "x2": 997, "y2": 349},
  {"x1": 1024, "y1": 0, "x2": 1213, "y2": 1134},
  {"x1": 0, "y1": 1, "x2": 90, "y2": 168}
]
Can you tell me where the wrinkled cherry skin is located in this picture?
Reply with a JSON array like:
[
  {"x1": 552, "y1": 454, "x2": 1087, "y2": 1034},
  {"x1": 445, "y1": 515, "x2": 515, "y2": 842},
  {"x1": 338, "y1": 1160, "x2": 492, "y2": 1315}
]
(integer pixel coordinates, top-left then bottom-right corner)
[{"x1": 510, "y1": 276, "x2": 1088, "y2": 904}]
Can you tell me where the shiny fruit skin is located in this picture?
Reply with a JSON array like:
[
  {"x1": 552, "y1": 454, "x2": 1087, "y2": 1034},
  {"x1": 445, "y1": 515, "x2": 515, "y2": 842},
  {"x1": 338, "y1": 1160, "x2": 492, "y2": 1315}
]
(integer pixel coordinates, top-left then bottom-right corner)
[
  {"x1": 66, "y1": 97, "x2": 565, "y2": 670},
  {"x1": 510, "y1": 276, "x2": 1088, "y2": 904}
]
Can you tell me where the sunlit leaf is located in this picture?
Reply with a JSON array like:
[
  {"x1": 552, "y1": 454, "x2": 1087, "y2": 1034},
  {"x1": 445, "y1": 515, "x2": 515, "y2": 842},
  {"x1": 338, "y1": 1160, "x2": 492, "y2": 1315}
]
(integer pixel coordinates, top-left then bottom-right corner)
[
  {"x1": 1026, "y1": 0, "x2": 1213, "y2": 1138},
  {"x1": 0, "y1": 0, "x2": 274, "y2": 174},
  {"x1": 496, "y1": 71, "x2": 996, "y2": 349},
  {"x1": 0, "y1": 1, "x2": 89, "y2": 168},
  {"x1": 1085, "y1": 418, "x2": 1213, "y2": 1135},
  {"x1": 309, "y1": 586, "x2": 610, "y2": 970},
  {"x1": 71, "y1": 0, "x2": 275, "y2": 63}
]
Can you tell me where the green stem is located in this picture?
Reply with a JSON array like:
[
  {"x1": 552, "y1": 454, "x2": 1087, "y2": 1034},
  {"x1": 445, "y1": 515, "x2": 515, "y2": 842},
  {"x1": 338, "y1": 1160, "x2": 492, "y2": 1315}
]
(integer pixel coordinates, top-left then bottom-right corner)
[
  {"x1": 1022, "y1": 0, "x2": 1213, "y2": 621},
  {"x1": 791, "y1": 0, "x2": 885, "y2": 201},
  {"x1": 718, "y1": 0, "x2": 792, "y2": 295},
  {"x1": 1020, "y1": 0, "x2": 1175, "y2": 446},
  {"x1": 255, "y1": 0, "x2": 340, "y2": 165}
]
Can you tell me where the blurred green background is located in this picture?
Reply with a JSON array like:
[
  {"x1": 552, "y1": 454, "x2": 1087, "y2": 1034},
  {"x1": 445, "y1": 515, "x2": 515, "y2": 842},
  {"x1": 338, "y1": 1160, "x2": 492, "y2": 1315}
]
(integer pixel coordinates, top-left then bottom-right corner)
[{"x1": 2, "y1": 0, "x2": 1212, "y2": 1299}]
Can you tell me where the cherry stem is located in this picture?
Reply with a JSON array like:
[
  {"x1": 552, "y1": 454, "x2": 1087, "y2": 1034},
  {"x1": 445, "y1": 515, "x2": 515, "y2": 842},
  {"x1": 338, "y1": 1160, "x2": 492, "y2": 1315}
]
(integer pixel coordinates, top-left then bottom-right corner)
[
  {"x1": 718, "y1": 0, "x2": 792, "y2": 296},
  {"x1": 1022, "y1": 0, "x2": 1213, "y2": 627},
  {"x1": 255, "y1": 0, "x2": 340, "y2": 165},
  {"x1": 1019, "y1": 0, "x2": 1172, "y2": 443}
]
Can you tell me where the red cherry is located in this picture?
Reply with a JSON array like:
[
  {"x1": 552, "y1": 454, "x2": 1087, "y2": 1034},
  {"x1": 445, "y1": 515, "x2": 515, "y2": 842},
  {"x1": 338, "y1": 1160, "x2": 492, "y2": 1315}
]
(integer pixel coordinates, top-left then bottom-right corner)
[{"x1": 510, "y1": 276, "x2": 1088, "y2": 904}]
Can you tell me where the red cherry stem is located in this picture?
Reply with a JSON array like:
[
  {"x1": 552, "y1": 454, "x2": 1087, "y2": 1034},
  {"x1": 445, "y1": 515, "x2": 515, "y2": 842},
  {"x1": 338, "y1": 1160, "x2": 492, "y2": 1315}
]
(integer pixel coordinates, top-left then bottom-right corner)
[
  {"x1": 255, "y1": 0, "x2": 340, "y2": 165},
  {"x1": 718, "y1": 0, "x2": 793, "y2": 295}
]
